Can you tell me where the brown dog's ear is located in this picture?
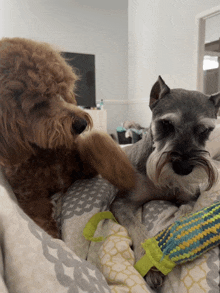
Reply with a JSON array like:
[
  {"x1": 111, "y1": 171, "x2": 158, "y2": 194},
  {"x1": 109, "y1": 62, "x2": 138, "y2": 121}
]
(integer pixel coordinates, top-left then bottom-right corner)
[
  {"x1": 209, "y1": 92, "x2": 220, "y2": 115},
  {"x1": 0, "y1": 108, "x2": 34, "y2": 166},
  {"x1": 149, "y1": 76, "x2": 170, "y2": 109}
]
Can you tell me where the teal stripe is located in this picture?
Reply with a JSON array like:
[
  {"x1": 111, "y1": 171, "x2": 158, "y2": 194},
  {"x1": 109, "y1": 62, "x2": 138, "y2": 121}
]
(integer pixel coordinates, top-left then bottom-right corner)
[
  {"x1": 169, "y1": 220, "x2": 220, "y2": 260},
  {"x1": 158, "y1": 201, "x2": 220, "y2": 258},
  {"x1": 160, "y1": 217, "x2": 204, "y2": 252},
  {"x1": 156, "y1": 209, "x2": 205, "y2": 245},
  {"x1": 163, "y1": 202, "x2": 220, "y2": 243},
  {"x1": 175, "y1": 235, "x2": 220, "y2": 264},
  {"x1": 161, "y1": 224, "x2": 204, "y2": 257}
]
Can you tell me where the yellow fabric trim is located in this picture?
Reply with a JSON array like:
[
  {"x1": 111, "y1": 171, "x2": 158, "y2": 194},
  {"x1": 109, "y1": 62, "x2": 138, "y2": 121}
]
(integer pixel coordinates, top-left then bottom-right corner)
[
  {"x1": 134, "y1": 238, "x2": 176, "y2": 277},
  {"x1": 83, "y1": 211, "x2": 118, "y2": 242}
]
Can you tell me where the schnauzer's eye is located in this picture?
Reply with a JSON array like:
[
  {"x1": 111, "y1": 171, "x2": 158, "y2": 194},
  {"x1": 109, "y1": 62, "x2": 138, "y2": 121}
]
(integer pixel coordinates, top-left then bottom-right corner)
[
  {"x1": 199, "y1": 127, "x2": 214, "y2": 137},
  {"x1": 162, "y1": 119, "x2": 171, "y2": 125},
  {"x1": 161, "y1": 119, "x2": 174, "y2": 128},
  {"x1": 196, "y1": 127, "x2": 214, "y2": 144},
  {"x1": 159, "y1": 119, "x2": 175, "y2": 135}
]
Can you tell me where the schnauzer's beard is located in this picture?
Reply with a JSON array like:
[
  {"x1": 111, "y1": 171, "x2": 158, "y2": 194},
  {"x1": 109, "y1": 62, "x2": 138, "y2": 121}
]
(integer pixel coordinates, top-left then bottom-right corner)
[{"x1": 147, "y1": 143, "x2": 218, "y2": 196}]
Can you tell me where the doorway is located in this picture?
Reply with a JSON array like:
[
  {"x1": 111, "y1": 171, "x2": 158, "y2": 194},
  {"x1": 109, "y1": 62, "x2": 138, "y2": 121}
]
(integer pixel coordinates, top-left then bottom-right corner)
[{"x1": 197, "y1": 5, "x2": 220, "y2": 95}]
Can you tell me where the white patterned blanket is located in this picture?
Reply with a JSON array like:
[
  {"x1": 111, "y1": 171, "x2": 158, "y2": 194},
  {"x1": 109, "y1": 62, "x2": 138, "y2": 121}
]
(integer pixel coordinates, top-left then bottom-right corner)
[{"x1": 1, "y1": 170, "x2": 220, "y2": 293}]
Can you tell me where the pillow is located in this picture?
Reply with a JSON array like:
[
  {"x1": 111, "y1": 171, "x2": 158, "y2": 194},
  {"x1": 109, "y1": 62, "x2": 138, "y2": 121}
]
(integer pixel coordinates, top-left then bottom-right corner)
[{"x1": 206, "y1": 124, "x2": 220, "y2": 159}]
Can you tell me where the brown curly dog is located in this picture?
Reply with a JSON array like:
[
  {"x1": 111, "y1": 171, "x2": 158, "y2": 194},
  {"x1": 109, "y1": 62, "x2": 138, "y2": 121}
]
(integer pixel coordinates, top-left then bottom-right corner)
[{"x1": 0, "y1": 37, "x2": 135, "y2": 237}]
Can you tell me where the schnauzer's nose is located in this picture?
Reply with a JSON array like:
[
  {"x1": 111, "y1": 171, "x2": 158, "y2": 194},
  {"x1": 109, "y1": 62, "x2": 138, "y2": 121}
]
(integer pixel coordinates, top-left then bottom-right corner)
[
  {"x1": 171, "y1": 153, "x2": 194, "y2": 176},
  {"x1": 72, "y1": 118, "x2": 88, "y2": 135},
  {"x1": 172, "y1": 161, "x2": 194, "y2": 176}
]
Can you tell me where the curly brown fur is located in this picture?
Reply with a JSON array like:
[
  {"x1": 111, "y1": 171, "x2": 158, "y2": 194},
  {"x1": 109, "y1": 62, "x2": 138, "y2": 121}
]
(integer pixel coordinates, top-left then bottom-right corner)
[{"x1": 0, "y1": 37, "x2": 135, "y2": 237}]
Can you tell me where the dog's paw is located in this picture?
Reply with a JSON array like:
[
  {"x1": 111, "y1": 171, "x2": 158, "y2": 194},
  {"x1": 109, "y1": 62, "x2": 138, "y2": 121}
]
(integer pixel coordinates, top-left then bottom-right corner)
[
  {"x1": 46, "y1": 221, "x2": 60, "y2": 238},
  {"x1": 133, "y1": 238, "x2": 165, "y2": 289},
  {"x1": 145, "y1": 268, "x2": 165, "y2": 289},
  {"x1": 132, "y1": 239, "x2": 146, "y2": 261},
  {"x1": 78, "y1": 131, "x2": 136, "y2": 190},
  {"x1": 35, "y1": 217, "x2": 60, "y2": 238}
]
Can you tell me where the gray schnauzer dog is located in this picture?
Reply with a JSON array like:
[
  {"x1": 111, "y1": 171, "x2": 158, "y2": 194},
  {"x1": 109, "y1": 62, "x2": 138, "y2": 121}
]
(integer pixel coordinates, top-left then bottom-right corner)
[{"x1": 111, "y1": 76, "x2": 220, "y2": 289}]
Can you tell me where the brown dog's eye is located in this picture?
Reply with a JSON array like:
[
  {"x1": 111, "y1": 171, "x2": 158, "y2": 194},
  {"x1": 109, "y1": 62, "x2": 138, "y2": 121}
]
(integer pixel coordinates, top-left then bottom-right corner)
[{"x1": 30, "y1": 101, "x2": 50, "y2": 112}]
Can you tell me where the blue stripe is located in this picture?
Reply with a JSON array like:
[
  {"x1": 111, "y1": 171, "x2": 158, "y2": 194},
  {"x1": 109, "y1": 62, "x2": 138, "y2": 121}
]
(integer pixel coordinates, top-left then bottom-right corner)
[
  {"x1": 156, "y1": 210, "x2": 205, "y2": 245},
  {"x1": 158, "y1": 202, "x2": 220, "y2": 253},
  {"x1": 160, "y1": 218, "x2": 204, "y2": 256},
  {"x1": 169, "y1": 224, "x2": 220, "y2": 260},
  {"x1": 175, "y1": 236, "x2": 220, "y2": 264}
]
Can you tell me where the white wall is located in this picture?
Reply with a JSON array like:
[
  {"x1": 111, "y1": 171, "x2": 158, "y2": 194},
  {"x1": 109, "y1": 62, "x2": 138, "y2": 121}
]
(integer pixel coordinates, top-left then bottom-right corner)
[
  {"x1": 205, "y1": 13, "x2": 220, "y2": 43},
  {"x1": 2, "y1": 0, "x2": 220, "y2": 132},
  {"x1": 1, "y1": 0, "x2": 128, "y2": 134},
  {"x1": 128, "y1": 0, "x2": 220, "y2": 127}
]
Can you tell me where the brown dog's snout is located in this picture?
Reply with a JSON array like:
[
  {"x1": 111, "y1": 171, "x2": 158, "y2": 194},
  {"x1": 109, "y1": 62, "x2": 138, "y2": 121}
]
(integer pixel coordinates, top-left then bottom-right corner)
[{"x1": 72, "y1": 118, "x2": 88, "y2": 135}]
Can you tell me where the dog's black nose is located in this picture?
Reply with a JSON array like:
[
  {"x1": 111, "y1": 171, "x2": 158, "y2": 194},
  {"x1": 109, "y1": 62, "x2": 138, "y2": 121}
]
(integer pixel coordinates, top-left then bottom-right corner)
[
  {"x1": 72, "y1": 118, "x2": 87, "y2": 135},
  {"x1": 172, "y1": 161, "x2": 194, "y2": 176}
]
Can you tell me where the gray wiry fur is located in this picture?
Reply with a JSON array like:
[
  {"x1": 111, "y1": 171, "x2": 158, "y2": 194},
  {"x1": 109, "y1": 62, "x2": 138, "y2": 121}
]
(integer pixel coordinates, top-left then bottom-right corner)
[{"x1": 111, "y1": 76, "x2": 220, "y2": 289}]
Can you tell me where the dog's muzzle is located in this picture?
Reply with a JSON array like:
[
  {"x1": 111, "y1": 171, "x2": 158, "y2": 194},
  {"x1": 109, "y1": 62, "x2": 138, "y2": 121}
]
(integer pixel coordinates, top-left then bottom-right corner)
[
  {"x1": 153, "y1": 149, "x2": 217, "y2": 192},
  {"x1": 72, "y1": 118, "x2": 88, "y2": 135}
]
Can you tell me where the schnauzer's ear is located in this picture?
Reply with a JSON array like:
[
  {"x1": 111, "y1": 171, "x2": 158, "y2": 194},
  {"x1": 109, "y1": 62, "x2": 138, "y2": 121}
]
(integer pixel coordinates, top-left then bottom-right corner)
[
  {"x1": 209, "y1": 92, "x2": 220, "y2": 115},
  {"x1": 149, "y1": 76, "x2": 170, "y2": 109}
]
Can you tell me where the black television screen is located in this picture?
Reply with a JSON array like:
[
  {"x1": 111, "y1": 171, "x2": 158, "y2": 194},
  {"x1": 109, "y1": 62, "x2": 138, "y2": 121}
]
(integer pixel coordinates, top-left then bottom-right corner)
[{"x1": 61, "y1": 52, "x2": 96, "y2": 108}]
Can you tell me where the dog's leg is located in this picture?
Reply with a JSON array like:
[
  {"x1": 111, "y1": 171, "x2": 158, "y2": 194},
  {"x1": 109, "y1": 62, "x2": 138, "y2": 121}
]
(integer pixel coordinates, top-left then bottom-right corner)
[
  {"x1": 18, "y1": 198, "x2": 59, "y2": 238},
  {"x1": 111, "y1": 195, "x2": 147, "y2": 260},
  {"x1": 77, "y1": 130, "x2": 136, "y2": 190},
  {"x1": 111, "y1": 172, "x2": 158, "y2": 259},
  {"x1": 110, "y1": 172, "x2": 166, "y2": 289}
]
